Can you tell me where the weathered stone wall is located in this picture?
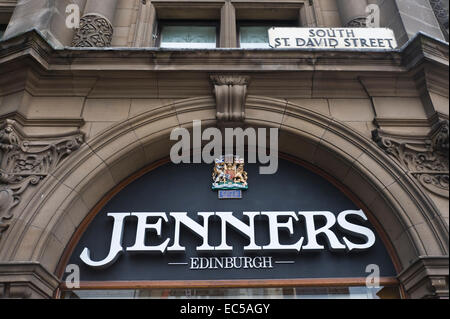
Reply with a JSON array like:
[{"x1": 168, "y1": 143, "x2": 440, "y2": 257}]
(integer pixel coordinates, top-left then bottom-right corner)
[
  {"x1": 2, "y1": 0, "x2": 448, "y2": 47},
  {"x1": 2, "y1": 0, "x2": 86, "y2": 47},
  {"x1": 0, "y1": 1, "x2": 448, "y2": 300}
]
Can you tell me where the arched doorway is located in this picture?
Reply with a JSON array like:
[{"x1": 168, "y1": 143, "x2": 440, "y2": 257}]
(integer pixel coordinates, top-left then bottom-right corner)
[
  {"x1": 56, "y1": 154, "x2": 402, "y2": 299},
  {"x1": 1, "y1": 96, "x2": 447, "y2": 298}
]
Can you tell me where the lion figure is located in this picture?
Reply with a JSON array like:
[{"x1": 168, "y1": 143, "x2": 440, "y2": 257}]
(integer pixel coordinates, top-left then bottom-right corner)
[
  {"x1": 212, "y1": 163, "x2": 227, "y2": 184},
  {"x1": 234, "y1": 164, "x2": 248, "y2": 186}
]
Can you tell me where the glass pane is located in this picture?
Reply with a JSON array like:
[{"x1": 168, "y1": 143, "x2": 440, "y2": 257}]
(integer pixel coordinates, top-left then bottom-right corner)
[
  {"x1": 160, "y1": 26, "x2": 216, "y2": 49},
  {"x1": 61, "y1": 286, "x2": 400, "y2": 299},
  {"x1": 240, "y1": 26, "x2": 270, "y2": 48}
]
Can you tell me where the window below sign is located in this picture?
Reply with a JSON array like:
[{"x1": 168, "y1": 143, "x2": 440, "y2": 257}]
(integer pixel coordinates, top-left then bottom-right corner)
[
  {"x1": 158, "y1": 21, "x2": 218, "y2": 49},
  {"x1": 61, "y1": 286, "x2": 400, "y2": 299},
  {"x1": 238, "y1": 21, "x2": 297, "y2": 48},
  {"x1": 239, "y1": 26, "x2": 271, "y2": 48}
]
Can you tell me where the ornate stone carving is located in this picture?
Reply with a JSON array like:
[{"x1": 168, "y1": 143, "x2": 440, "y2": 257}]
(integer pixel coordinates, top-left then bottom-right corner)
[
  {"x1": 433, "y1": 120, "x2": 449, "y2": 153},
  {"x1": 372, "y1": 120, "x2": 449, "y2": 198},
  {"x1": 71, "y1": 14, "x2": 114, "y2": 47},
  {"x1": 345, "y1": 17, "x2": 367, "y2": 28},
  {"x1": 210, "y1": 75, "x2": 250, "y2": 122},
  {"x1": 0, "y1": 120, "x2": 84, "y2": 238}
]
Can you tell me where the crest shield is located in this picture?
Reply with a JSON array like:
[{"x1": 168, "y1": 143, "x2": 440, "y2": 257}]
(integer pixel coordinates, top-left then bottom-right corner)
[{"x1": 212, "y1": 155, "x2": 248, "y2": 190}]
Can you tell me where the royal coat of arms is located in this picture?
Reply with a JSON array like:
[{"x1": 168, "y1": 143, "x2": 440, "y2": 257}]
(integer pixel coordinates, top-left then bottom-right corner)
[{"x1": 212, "y1": 155, "x2": 248, "y2": 190}]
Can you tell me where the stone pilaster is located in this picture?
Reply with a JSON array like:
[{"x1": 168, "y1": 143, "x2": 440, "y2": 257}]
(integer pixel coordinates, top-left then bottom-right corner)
[
  {"x1": 0, "y1": 262, "x2": 60, "y2": 299},
  {"x1": 72, "y1": 0, "x2": 118, "y2": 47},
  {"x1": 132, "y1": 0, "x2": 157, "y2": 47},
  {"x1": 336, "y1": 0, "x2": 368, "y2": 27},
  {"x1": 398, "y1": 257, "x2": 449, "y2": 299},
  {"x1": 220, "y1": 0, "x2": 237, "y2": 48}
]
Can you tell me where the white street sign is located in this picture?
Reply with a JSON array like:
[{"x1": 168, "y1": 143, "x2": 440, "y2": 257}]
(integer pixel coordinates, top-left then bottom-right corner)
[{"x1": 268, "y1": 28, "x2": 398, "y2": 50}]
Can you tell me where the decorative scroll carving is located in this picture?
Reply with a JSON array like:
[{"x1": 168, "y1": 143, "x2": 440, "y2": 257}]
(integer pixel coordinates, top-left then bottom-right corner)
[
  {"x1": 71, "y1": 14, "x2": 114, "y2": 47},
  {"x1": 210, "y1": 75, "x2": 250, "y2": 122},
  {"x1": 0, "y1": 120, "x2": 84, "y2": 238},
  {"x1": 372, "y1": 120, "x2": 449, "y2": 198},
  {"x1": 345, "y1": 17, "x2": 367, "y2": 28}
]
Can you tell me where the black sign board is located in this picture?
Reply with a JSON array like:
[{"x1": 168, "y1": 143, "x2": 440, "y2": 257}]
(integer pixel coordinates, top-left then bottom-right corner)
[{"x1": 65, "y1": 159, "x2": 396, "y2": 281}]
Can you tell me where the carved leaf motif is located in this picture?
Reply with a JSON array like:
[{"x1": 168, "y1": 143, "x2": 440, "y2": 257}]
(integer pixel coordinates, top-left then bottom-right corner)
[
  {"x1": 372, "y1": 120, "x2": 449, "y2": 198},
  {"x1": 0, "y1": 120, "x2": 84, "y2": 239},
  {"x1": 414, "y1": 173, "x2": 449, "y2": 198},
  {"x1": 210, "y1": 75, "x2": 250, "y2": 86}
]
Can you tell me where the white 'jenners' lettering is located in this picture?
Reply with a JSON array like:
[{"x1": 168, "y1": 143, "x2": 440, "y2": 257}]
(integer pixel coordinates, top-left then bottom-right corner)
[{"x1": 80, "y1": 210, "x2": 376, "y2": 268}]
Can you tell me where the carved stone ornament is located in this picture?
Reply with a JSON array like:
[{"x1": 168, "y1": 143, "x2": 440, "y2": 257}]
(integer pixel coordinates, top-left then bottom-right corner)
[
  {"x1": 345, "y1": 17, "x2": 367, "y2": 28},
  {"x1": 0, "y1": 120, "x2": 84, "y2": 238},
  {"x1": 372, "y1": 120, "x2": 449, "y2": 198},
  {"x1": 71, "y1": 14, "x2": 114, "y2": 47},
  {"x1": 210, "y1": 75, "x2": 250, "y2": 122}
]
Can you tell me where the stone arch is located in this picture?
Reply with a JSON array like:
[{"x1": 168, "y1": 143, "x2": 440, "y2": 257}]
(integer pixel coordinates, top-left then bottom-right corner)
[{"x1": 0, "y1": 95, "x2": 448, "y2": 294}]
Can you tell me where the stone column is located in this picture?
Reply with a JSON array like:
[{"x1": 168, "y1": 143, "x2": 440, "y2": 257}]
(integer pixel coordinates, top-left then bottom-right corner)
[
  {"x1": 72, "y1": 0, "x2": 118, "y2": 47},
  {"x1": 336, "y1": 0, "x2": 368, "y2": 27},
  {"x1": 220, "y1": 0, "x2": 237, "y2": 48},
  {"x1": 132, "y1": 1, "x2": 157, "y2": 47}
]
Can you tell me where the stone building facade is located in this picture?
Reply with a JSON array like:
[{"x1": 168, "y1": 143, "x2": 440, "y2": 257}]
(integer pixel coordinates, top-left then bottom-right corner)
[{"x1": 0, "y1": 0, "x2": 448, "y2": 299}]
